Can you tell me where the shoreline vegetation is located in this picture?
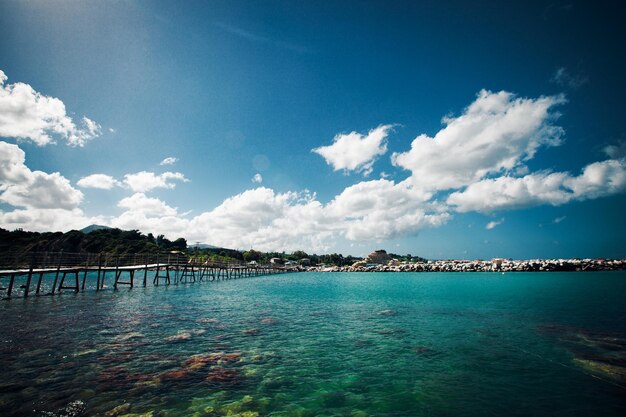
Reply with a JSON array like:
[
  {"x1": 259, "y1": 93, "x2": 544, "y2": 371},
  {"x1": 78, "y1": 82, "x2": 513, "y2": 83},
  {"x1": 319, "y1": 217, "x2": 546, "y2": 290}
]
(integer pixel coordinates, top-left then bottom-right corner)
[{"x1": 1, "y1": 227, "x2": 624, "y2": 273}]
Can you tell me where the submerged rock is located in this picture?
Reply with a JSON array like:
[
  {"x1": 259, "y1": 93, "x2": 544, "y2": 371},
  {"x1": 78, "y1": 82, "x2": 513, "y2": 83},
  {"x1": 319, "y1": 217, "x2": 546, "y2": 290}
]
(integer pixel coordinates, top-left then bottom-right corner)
[
  {"x1": 73, "y1": 348, "x2": 99, "y2": 357},
  {"x1": 538, "y1": 323, "x2": 626, "y2": 382},
  {"x1": 196, "y1": 318, "x2": 220, "y2": 324},
  {"x1": 40, "y1": 400, "x2": 86, "y2": 417},
  {"x1": 182, "y1": 351, "x2": 242, "y2": 369},
  {"x1": 182, "y1": 354, "x2": 219, "y2": 370},
  {"x1": 159, "y1": 369, "x2": 192, "y2": 381},
  {"x1": 221, "y1": 352, "x2": 243, "y2": 363},
  {"x1": 413, "y1": 346, "x2": 440, "y2": 358},
  {"x1": 574, "y1": 358, "x2": 626, "y2": 381},
  {"x1": 206, "y1": 367, "x2": 242, "y2": 384},
  {"x1": 165, "y1": 331, "x2": 192, "y2": 342},
  {"x1": 113, "y1": 332, "x2": 144, "y2": 342},
  {"x1": 378, "y1": 309, "x2": 397, "y2": 316},
  {"x1": 243, "y1": 328, "x2": 260, "y2": 335},
  {"x1": 322, "y1": 391, "x2": 347, "y2": 408},
  {"x1": 104, "y1": 403, "x2": 131, "y2": 417}
]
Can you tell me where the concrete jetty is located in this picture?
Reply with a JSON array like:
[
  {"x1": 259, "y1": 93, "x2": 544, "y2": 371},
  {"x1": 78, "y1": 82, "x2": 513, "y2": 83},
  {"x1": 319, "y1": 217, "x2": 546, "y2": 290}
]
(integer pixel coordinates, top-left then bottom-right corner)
[{"x1": 304, "y1": 258, "x2": 626, "y2": 273}]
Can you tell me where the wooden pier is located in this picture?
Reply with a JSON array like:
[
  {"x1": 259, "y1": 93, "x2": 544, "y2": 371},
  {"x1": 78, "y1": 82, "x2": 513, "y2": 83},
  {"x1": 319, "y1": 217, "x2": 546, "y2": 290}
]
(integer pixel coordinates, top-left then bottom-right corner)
[{"x1": 0, "y1": 251, "x2": 291, "y2": 299}]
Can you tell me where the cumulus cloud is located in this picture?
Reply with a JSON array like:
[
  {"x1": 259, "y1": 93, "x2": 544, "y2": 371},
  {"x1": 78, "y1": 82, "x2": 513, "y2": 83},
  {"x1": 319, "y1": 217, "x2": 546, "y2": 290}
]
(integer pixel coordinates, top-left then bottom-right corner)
[
  {"x1": 252, "y1": 173, "x2": 263, "y2": 183},
  {"x1": 0, "y1": 208, "x2": 99, "y2": 233},
  {"x1": 119, "y1": 181, "x2": 448, "y2": 252},
  {"x1": 123, "y1": 171, "x2": 189, "y2": 192},
  {"x1": 486, "y1": 219, "x2": 504, "y2": 230},
  {"x1": 0, "y1": 141, "x2": 83, "y2": 209},
  {"x1": 160, "y1": 157, "x2": 178, "y2": 166},
  {"x1": 109, "y1": 194, "x2": 186, "y2": 238},
  {"x1": 186, "y1": 188, "x2": 336, "y2": 251},
  {"x1": 0, "y1": 142, "x2": 31, "y2": 186},
  {"x1": 0, "y1": 69, "x2": 101, "y2": 146},
  {"x1": 392, "y1": 90, "x2": 565, "y2": 191},
  {"x1": 118, "y1": 193, "x2": 178, "y2": 216},
  {"x1": 77, "y1": 174, "x2": 120, "y2": 190},
  {"x1": 77, "y1": 171, "x2": 189, "y2": 192},
  {"x1": 447, "y1": 158, "x2": 626, "y2": 212},
  {"x1": 312, "y1": 125, "x2": 393, "y2": 175},
  {"x1": 0, "y1": 141, "x2": 97, "y2": 231},
  {"x1": 325, "y1": 179, "x2": 446, "y2": 241},
  {"x1": 3, "y1": 89, "x2": 626, "y2": 252},
  {"x1": 2, "y1": 171, "x2": 83, "y2": 210}
]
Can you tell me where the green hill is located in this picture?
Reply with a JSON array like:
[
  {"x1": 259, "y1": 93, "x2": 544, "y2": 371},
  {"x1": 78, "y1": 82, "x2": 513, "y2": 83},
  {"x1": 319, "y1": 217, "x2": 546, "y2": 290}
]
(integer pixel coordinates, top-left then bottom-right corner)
[{"x1": 0, "y1": 228, "x2": 186, "y2": 255}]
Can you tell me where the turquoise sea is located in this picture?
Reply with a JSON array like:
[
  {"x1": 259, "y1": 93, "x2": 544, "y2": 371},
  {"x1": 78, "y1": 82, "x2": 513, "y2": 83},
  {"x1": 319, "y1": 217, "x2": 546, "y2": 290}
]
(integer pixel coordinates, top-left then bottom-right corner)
[{"x1": 1, "y1": 271, "x2": 625, "y2": 416}]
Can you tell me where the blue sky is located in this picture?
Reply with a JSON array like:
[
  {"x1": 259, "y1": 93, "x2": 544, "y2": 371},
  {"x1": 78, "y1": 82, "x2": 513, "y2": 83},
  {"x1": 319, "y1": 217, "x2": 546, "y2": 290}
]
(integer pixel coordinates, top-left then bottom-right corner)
[{"x1": 1, "y1": 0, "x2": 625, "y2": 259}]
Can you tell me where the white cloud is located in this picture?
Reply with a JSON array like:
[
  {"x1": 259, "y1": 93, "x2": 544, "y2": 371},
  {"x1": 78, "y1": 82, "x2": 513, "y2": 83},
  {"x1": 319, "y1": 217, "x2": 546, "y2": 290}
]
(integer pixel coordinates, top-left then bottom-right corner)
[
  {"x1": 0, "y1": 141, "x2": 31, "y2": 186},
  {"x1": 110, "y1": 193, "x2": 187, "y2": 238},
  {"x1": 392, "y1": 90, "x2": 565, "y2": 191},
  {"x1": 3, "y1": 89, "x2": 626, "y2": 252},
  {"x1": 252, "y1": 173, "x2": 263, "y2": 183},
  {"x1": 122, "y1": 180, "x2": 449, "y2": 252},
  {"x1": 566, "y1": 158, "x2": 626, "y2": 198},
  {"x1": 551, "y1": 67, "x2": 588, "y2": 89},
  {"x1": 188, "y1": 188, "x2": 338, "y2": 252},
  {"x1": 312, "y1": 124, "x2": 393, "y2": 175},
  {"x1": 100, "y1": 180, "x2": 448, "y2": 252},
  {"x1": 0, "y1": 69, "x2": 101, "y2": 146},
  {"x1": 0, "y1": 141, "x2": 83, "y2": 210},
  {"x1": 486, "y1": 219, "x2": 504, "y2": 230},
  {"x1": 0, "y1": 208, "x2": 99, "y2": 232},
  {"x1": 117, "y1": 193, "x2": 178, "y2": 216},
  {"x1": 77, "y1": 174, "x2": 120, "y2": 190},
  {"x1": 123, "y1": 171, "x2": 189, "y2": 192},
  {"x1": 447, "y1": 158, "x2": 626, "y2": 212},
  {"x1": 325, "y1": 179, "x2": 447, "y2": 241},
  {"x1": 160, "y1": 157, "x2": 178, "y2": 166},
  {"x1": 603, "y1": 141, "x2": 626, "y2": 159},
  {"x1": 2, "y1": 171, "x2": 83, "y2": 210},
  {"x1": 553, "y1": 216, "x2": 566, "y2": 224},
  {"x1": 78, "y1": 170, "x2": 189, "y2": 192},
  {"x1": 0, "y1": 141, "x2": 97, "y2": 232}
]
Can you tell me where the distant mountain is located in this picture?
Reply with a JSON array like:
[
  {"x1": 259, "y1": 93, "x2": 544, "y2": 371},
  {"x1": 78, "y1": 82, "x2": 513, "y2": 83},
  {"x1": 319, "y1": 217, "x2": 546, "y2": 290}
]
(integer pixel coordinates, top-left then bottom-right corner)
[
  {"x1": 80, "y1": 224, "x2": 113, "y2": 233},
  {"x1": 194, "y1": 243, "x2": 220, "y2": 249}
]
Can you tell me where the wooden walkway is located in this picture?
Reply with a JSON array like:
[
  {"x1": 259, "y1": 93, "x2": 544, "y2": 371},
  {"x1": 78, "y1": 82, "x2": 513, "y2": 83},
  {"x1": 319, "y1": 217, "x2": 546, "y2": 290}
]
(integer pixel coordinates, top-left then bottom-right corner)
[{"x1": 0, "y1": 252, "x2": 291, "y2": 299}]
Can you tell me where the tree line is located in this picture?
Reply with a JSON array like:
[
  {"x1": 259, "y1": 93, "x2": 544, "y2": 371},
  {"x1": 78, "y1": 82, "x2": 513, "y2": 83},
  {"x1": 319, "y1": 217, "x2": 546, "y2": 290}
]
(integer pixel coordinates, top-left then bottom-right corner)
[
  {"x1": 1, "y1": 227, "x2": 426, "y2": 266},
  {"x1": 0, "y1": 228, "x2": 186, "y2": 255}
]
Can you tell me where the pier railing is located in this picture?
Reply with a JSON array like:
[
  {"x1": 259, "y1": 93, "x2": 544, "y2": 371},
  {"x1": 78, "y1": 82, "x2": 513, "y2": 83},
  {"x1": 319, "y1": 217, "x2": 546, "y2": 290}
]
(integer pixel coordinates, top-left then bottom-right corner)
[
  {"x1": 0, "y1": 251, "x2": 289, "y2": 299},
  {"x1": 0, "y1": 251, "x2": 255, "y2": 271}
]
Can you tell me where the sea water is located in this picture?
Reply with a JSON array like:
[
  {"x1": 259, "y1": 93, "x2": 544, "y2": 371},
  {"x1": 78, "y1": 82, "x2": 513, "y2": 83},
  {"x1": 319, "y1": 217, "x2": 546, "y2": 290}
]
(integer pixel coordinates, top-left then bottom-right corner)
[{"x1": 1, "y1": 272, "x2": 625, "y2": 416}]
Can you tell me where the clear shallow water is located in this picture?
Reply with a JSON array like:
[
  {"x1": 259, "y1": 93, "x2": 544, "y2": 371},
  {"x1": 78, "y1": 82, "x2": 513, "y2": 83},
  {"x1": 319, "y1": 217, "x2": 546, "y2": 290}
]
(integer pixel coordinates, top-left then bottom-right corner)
[{"x1": 1, "y1": 271, "x2": 625, "y2": 417}]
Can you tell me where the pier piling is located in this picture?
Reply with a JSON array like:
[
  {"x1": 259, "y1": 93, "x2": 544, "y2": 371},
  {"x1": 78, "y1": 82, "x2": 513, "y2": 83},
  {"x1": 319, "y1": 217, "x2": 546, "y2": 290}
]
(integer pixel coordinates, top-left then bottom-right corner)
[{"x1": 0, "y1": 250, "x2": 291, "y2": 299}]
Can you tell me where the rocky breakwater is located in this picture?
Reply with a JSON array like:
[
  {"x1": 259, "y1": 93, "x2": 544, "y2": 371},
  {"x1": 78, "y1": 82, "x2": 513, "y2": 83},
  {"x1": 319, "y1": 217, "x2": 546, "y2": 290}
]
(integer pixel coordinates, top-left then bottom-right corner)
[{"x1": 306, "y1": 258, "x2": 626, "y2": 273}]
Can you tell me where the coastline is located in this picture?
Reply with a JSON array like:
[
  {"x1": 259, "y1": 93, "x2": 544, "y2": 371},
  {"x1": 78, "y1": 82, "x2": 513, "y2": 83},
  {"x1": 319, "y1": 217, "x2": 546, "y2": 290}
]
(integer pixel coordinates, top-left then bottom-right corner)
[{"x1": 300, "y1": 258, "x2": 626, "y2": 273}]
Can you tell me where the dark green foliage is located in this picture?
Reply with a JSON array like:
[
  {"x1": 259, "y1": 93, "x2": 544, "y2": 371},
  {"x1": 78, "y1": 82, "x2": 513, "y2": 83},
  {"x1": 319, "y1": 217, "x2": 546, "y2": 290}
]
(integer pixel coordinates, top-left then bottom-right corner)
[
  {"x1": 0, "y1": 227, "x2": 426, "y2": 266},
  {"x1": 387, "y1": 253, "x2": 428, "y2": 262},
  {"x1": 243, "y1": 249, "x2": 262, "y2": 262},
  {"x1": 0, "y1": 228, "x2": 186, "y2": 255}
]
